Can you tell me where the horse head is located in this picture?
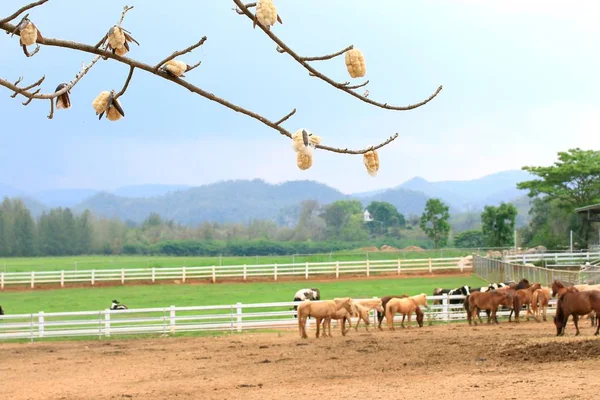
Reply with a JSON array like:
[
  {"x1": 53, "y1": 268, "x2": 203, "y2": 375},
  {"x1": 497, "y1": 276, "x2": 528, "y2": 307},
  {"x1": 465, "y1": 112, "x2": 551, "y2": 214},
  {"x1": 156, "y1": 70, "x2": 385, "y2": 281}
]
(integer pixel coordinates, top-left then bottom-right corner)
[
  {"x1": 374, "y1": 300, "x2": 384, "y2": 313},
  {"x1": 530, "y1": 282, "x2": 542, "y2": 292},
  {"x1": 516, "y1": 278, "x2": 530, "y2": 290},
  {"x1": 554, "y1": 303, "x2": 566, "y2": 336},
  {"x1": 334, "y1": 297, "x2": 354, "y2": 314}
]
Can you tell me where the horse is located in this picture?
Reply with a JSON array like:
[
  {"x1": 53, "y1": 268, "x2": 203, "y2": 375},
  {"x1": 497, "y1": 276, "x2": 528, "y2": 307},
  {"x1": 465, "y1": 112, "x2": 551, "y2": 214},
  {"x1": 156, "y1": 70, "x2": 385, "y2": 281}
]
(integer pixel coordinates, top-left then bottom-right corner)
[
  {"x1": 554, "y1": 290, "x2": 600, "y2": 336},
  {"x1": 385, "y1": 297, "x2": 420, "y2": 330},
  {"x1": 292, "y1": 288, "x2": 320, "y2": 318},
  {"x1": 376, "y1": 294, "x2": 409, "y2": 331},
  {"x1": 468, "y1": 290, "x2": 513, "y2": 325},
  {"x1": 531, "y1": 287, "x2": 551, "y2": 322},
  {"x1": 351, "y1": 299, "x2": 384, "y2": 331},
  {"x1": 297, "y1": 297, "x2": 353, "y2": 339},
  {"x1": 510, "y1": 283, "x2": 542, "y2": 322},
  {"x1": 320, "y1": 306, "x2": 353, "y2": 336},
  {"x1": 110, "y1": 300, "x2": 128, "y2": 310},
  {"x1": 551, "y1": 280, "x2": 578, "y2": 297},
  {"x1": 0, "y1": 305, "x2": 4, "y2": 315}
]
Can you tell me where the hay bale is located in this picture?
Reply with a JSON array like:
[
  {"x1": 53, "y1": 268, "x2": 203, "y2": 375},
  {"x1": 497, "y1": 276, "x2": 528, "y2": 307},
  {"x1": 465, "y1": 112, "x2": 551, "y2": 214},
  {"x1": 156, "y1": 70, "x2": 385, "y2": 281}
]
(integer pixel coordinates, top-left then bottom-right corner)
[
  {"x1": 402, "y1": 246, "x2": 425, "y2": 252},
  {"x1": 380, "y1": 245, "x2": 399, "y2": 252}
]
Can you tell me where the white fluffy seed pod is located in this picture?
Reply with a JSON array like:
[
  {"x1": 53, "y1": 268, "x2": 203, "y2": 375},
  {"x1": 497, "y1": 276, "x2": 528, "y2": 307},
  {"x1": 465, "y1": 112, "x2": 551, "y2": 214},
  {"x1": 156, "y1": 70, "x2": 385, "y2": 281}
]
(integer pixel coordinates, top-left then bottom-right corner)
[
  {"x1": 163, "y1": 60, "x2": 188, "y2": 77},
  {"x1": 292, "y1": 129, "x2": 321, "y2": 156},
  {"x1": 92, "y1": 91, "x2": 111, "y2": 114},
  {"x1": 106, "y1": 99, "x2": 124, "y2": 121},
  {"x1": 114, "y1": 46, "x2": 128, "y2": 57},
  {"x1": 297, "y1": 152, "x2": 313, "y2": 170},
  {"x1": 255, "y1": 0, "x2": 278, "y2": 28},
  {"x1": 345, "y1": 48, "x2": 366, "y2": 78},
  {"x1": 19, "y1": 21, "x2": 38, "y2": 46},
  {"x1": 363, "y1": 150, "x2": 379, "y2": 177},
  {"x1": 108, "y1": 26, "x2": 126, "y2": 50}
]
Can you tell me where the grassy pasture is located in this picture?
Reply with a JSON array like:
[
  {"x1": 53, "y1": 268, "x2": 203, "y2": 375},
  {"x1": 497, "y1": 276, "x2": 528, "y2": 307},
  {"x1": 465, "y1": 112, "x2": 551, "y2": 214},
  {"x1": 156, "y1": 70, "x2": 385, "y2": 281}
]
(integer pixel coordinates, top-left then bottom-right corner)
[{"x1": 0, "y1": 249, "x2": 475, "y2": 273}]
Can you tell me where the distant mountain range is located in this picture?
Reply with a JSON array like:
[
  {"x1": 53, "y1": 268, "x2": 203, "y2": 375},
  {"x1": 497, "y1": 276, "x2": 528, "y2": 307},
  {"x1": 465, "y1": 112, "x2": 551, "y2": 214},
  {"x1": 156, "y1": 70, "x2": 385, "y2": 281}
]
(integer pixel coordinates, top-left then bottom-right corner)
[{"x1": 0, "y1": 170, "x2": 535, "y2": 230}]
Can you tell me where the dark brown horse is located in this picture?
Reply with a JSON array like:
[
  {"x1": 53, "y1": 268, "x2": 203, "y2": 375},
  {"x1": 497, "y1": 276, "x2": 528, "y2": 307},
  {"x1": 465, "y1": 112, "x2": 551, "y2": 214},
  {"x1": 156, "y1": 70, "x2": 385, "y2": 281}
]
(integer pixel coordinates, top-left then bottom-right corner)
[
  {"x1": 551, "y1": 280, "x2": 579, "y2": 297},
  {"x1": 468, "y1": 290, "x2": 514, "y2": 325},
  {"x1": 466, "y1": 278, "x2": 529, "y2": 323},
  {"x1": 0, "y1": 305, "x2": 3, "y2": 315},
  {"x1": 554, "y1": 290, "x2": 600, "y2": 336},
  {"x1": 511, "y1": 283, "x2": 542, "y2": 323},
  {"x1": 377, "y1": 294, "x2": 408, "y2": 331}
]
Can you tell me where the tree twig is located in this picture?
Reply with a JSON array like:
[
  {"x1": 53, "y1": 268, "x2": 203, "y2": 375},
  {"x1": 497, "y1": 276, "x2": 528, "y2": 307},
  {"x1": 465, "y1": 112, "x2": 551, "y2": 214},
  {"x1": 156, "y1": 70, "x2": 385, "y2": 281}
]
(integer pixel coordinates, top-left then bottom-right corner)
[
  {"x1": 300, "y1": 45, "x2": 353, "y2": 62},
  {"x1": 0, "y1": 10, "x2": 398, "y2": 155},
  {"x1": 232, "y1": 0, "x2": 443, "y2": 111},
  {"x1": 154, "y1": 36, "x2": 207, "y2": 69},
  {"x1": 118, "y1": 5, "x2": 134, "y2": 26},
  {"x1": 11, "y1": 75, "x2": 44, "y2": 97},
  {"x1": 0, "y1": 0, "x2": 48, "y2": 25},
  {"x1": 234, "y1": 2, "x2": 256, "y2": 14},
  {"x1": 22, "y1": 89, "x2": 40, "y2": 105},
  {"x1": 274, "y1": 108, "x2": 296, "y2": 125},
  {"x1": 346, "y1": 80, "x2": 369, "y2": 90},
  {"x1": 47, "y1": 98, "x2": 54, "y2": 119},
  {"x1": 114, "y1": 66, "x2": 135, "y2": 99}
]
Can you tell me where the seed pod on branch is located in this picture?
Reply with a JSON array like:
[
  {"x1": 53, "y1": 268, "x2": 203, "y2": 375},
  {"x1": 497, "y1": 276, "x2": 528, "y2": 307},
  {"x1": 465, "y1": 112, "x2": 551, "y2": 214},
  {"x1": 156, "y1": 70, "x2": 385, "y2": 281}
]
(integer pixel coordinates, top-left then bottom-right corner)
[
  {"x1": 12, "y1": 17, "x2": 44, "y2": 57},
  {"x1": 292, "y1": 128, "x2": 321, "y2": 156},
  {"x1": 297, "y1": 152, "x2": 313, "y2": 170},
  {"x1": 160, "y1": 60, "x2": 190, "y2": 78},
  {"x1": 363, "y1": 150, "x2": 379, "y2": 176},
  {"x1": 98, "y1": 25, "x2": 139, "y2": 56},
  {"x1": 254, "y1": 0, "x2": 282, "y2": 30},
  {"x1": 54, "y1": 83, "x2": 71, "y2": 110},
  {"x1": 92, "y1": 90, "x2": 125, "y2": 121},
  {"x1": 345, "y1": 48, "x2": 366, "y2": 78}
]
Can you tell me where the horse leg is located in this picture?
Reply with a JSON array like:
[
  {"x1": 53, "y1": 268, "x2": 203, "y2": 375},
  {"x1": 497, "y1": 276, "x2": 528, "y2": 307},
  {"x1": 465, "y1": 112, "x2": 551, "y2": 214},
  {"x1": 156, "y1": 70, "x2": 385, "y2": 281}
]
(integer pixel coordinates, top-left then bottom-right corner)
[
  {"x1": 377, "y1": 311, "x2": 384, "y2": 331},
  {"x1": 299, "y1": 314, "x2": 307, "y2": 339},
  {"x1": 492, "y1": 307, "x2": 499, "y2": 324},
  {"x1": 315, "y1": 317, "x2": 322, "y2": 338},
  {"x1": 573, "y1": 314, "x2": 581, "y2": 336},
  {"x1": 471, "y1": 307, "x2": 478, "y2": 326},
  {"x1": 595, "y1": 312, "x2": 600, "y2": 336},
  {"x1": 401, "y1": 314, "x2": 406, "y2": 328},
  {"x1": 406, "y1": 312, "x2": 412, "y2": 329},
  {"x1": 543, "y1": 305, "x2": 547, "y2": 322}
]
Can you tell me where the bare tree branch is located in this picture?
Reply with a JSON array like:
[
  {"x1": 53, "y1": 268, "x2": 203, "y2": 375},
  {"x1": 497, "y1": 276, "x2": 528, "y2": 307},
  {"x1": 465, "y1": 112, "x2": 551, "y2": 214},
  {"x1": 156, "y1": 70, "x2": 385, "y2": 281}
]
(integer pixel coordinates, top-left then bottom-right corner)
[
  {"x1": 114, "y1": 66, "x2": 135, "y2": 99},
  {"x1": 118, "y1": 5, "x2": 134, "y2": 26},
  {"x1": 47, "y1": 97, "x2": 54, "y2": 119},
  {"x1": 22, "y1": 88, "x2": 40, "y2": 105},
  {"x1": 10, "y1": 75, "x2": 44, "y2": 98},
  {"x1": 155, "y1": 36, "x2": 207, "y2": 69},
  {"x1": 300, "y1": 45, "x2": 353, "y2": 62},
  {"x1": 0, "y1": 0, "x2": 48, "y2": 25},
  {"x1": 275, "y1": 109, "x2": 296, "y2": 126},
  {"x1": 0, "y1": 6, "x2": 400, "y2": 155},
  {"x1": 234, "y1": 2, "x2": 256, "y2": 14},
  {"x1": 232, "y1": 0, "x2": 442, "y2": 111},
  {"x1": 346, "y1": 80, "x2": 369, "y2": 90}
]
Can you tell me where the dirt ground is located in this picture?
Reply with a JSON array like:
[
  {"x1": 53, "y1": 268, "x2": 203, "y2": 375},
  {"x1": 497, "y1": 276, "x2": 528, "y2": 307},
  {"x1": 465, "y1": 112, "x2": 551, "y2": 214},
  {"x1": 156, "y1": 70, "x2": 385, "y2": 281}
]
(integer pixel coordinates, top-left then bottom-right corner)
[{"x1": 1, "y1": 320, "x2": 600, "y2": 400}]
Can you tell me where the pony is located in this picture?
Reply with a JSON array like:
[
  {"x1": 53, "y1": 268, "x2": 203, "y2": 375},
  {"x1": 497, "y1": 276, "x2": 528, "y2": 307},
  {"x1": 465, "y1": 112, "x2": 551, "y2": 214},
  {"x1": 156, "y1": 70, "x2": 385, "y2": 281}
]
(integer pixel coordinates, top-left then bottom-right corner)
[
  {"x1": 320, "y1": 306, "x2": 353, "y2": 336},
  {"x1": 510, "y1": 283, "x2": 542, "y2": 322},
  {"x1": 468, "y1": 290, "x2": 513, "y2": 325},
  {"x1": 531, "y1": 287, "x2": 551, "y2": 322},
  {"x1": 110, "y1": 300, "x2": 127, "y2": 310},
  {"x1": 351, "y1": 299, "x2": 384, "y2": 332},
  {"x1": 297, "y1": 297, "x2": 354, "y2": 339},
  {"x1": 554, "y1": 290, "x2": 600, "y2": 336},
  {"x1": 385, "y1": 297, "x2": 420, "y2": 330},
  {"x1": 551, "y1": 280, "x2": 578, "y2": 297},
  {"x1": 377, "y1": 294, "x2": 408, "y2": 331},
  {"x1": 292, "y1": 288, "x2": 321, "y2": 318}
]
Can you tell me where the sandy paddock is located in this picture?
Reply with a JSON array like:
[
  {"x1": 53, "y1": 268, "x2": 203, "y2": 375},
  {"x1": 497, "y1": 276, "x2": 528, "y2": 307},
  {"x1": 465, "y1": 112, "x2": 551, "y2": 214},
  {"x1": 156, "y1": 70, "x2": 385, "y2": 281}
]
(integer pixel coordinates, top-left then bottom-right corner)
[{"x1": 1, "y1": 320, "x2": 600, "y2": 399}]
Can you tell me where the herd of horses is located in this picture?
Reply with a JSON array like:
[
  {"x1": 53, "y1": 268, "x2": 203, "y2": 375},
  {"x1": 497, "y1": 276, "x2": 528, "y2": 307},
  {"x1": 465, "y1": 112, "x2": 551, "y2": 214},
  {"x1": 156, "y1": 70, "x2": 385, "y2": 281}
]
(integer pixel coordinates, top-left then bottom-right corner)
[{"x1": 292, "y1": 278, "x2": 600, "y2": 339}]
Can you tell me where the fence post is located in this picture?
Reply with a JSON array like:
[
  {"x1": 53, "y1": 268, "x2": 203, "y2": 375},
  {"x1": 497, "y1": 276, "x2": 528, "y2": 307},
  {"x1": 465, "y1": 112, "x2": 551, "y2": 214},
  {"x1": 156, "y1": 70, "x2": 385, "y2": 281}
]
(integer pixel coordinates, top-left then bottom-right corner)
[
  {"x1": 104, "y1": 310, "x2": 111, "y2": 337},
  {"x1": 31, "y1": 271, "x2": 35, "y2": 289},
  {"x1": 428, "y1": 258, "x2": 432, "y2": 273},
  {"x1": 397, "y1": 259, "x2": 401, "y2": 275},
  {"x1": 38, "y1": 311, "x2": 44, "y2": 337},
  {"x1": 91, "y1": 270, "x2": 95, "y2": 286},
  {"x1": 60, "y1": 270, "x2": 64, "y2": 287},
  {"x1": 243, "y1": 264, "x2": 247, "y2": 281},
  {"x1": 212, "y1": 266, "x2": 216, "y2": 283},
  {"x1": 0, "y1": 272, "x2": 4, "y2": 290},
  {"x1": 460, "y1": 260, "x2": 464, "y2": 273},
  {"x1": 366, "y1": 259, "x2": 370, "y2": 277},
  {"x1": 274, "y1": 263, "x2": 278, "y2": 281},
  {"x1": 170, "y1": 305, "x2": 176, "y2": 333},
  {"x1": 442, "y1": 294, "x2": 449, "y2": 322},
  {"x1": 335, "y1": 261, "x2": 339, "y2": 279},
  {"x1": 236, "y1": 302, "x2": 243, "y2": 333},
  {"x1": 305, "y1": 262, "x2": 309, "y2": 280},
  {"x1": 182, "y1": 266, "x2": 186, "y2": 283},
  {"x1": 121, "y1": 269, "x2": 125, "y2": 284},
  {"x1": 152, "y1": 267, "x2": 156, "y2": 283}
]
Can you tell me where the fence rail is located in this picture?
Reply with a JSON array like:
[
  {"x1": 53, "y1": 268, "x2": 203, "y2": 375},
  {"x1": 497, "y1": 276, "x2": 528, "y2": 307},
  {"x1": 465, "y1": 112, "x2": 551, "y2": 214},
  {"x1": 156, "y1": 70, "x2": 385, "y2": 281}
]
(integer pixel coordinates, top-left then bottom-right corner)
[
  {"x1": 0, "y1": 294, "x2": 557, "y2": 342},
  {"x1": 0, "y1": 257, "x2": 472, "y2": 289},
  {"x1": 474, "y1": 254, "x2": 600, "y2": 285},
  {"x1": 502, "y1": 251, "x2": 600, "y2": 265}
]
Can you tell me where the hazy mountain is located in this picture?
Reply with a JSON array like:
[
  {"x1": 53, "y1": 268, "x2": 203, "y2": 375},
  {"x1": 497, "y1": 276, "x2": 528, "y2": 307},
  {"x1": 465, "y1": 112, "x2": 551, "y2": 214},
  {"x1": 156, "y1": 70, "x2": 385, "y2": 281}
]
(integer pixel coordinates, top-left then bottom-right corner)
[
  {"x1": 34, "y1": 188, "x2": 98, "y2": 207},
  {"x1": 0, "y1": 183, "x2": 23, "y2": 199},
  {"x1": 112, "y1": 184, "x2": 192, "y2": 198}
]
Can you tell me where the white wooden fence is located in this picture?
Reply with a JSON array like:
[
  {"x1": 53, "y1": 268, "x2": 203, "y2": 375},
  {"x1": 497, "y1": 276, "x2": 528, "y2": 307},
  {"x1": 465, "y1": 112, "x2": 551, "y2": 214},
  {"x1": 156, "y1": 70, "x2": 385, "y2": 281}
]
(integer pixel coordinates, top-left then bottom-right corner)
[
  {"x1": 0, "y1": 294, "x2": 557, "y2": 342},
  {"x1": 502, "y1": 251, "x2": 600, "y2": 265},
  {"x1": 0, "y1": 257, "x2": 472, "y2": 289}
]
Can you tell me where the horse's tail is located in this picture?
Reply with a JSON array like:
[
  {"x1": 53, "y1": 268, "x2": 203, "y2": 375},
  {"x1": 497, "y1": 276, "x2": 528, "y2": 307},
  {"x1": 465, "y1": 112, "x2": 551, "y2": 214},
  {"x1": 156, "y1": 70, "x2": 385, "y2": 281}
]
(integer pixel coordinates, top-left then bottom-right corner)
[{"x1": 464, "y1": 295, "x2": 471, "y2": 324}]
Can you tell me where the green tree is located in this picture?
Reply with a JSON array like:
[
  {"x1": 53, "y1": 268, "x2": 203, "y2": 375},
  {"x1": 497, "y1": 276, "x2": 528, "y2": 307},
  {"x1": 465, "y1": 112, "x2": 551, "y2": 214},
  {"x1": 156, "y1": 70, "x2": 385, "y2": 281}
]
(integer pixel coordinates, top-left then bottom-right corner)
[
  {"x1": 76, "y1": 210, "x2": 94, "y2": 254},
  {"x1": 419, "y1": 198, "x2": 450, "y2": 248},
  {"x1": 12, "y1": 200, "x2": 36, "y2": 256},
  {"x1": 517, "y1": 148, "x2": 600, "y2": 245},
  {"x1": 453, "y1": 230, "x2": 484, "y2": 248},
  {"x1": 321, "y1": 200, "x2": 364, "y2": 239},
  {"x1": 366, "y1": 201, "x2": 405, "y2": 236},
  {"x1": 481, "y1": 202, "x2": 518, "y2": 247}
]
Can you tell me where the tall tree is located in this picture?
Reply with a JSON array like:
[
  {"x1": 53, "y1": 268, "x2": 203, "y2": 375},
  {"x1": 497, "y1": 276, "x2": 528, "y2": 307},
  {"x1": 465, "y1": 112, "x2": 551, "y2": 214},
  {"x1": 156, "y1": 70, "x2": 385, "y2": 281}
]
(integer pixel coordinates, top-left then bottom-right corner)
[
  {"x1": 480, "y1": 202, "x2": 518, "y2": 247},
  {"x1": 419, "y1": 198, "x2": 450, "y2": 248},
  {"x1": 453, "y1": 230, "x2": 484, "y2": 248},
  {"x1": 517, "y1": 148, "x2": 600, "y2": 245},
  {"x1": 12, "y1": 200, "x2": 36, "y2": 256},
  {"x1": 366, "y1": 201, "x2": 405, "y2": 236},
  {"x1": 321, "y1": 200, "x2": 364, "y2": 239},
  {"x1": 76, "y1": 210, "x2": 94, "y2": 254}
]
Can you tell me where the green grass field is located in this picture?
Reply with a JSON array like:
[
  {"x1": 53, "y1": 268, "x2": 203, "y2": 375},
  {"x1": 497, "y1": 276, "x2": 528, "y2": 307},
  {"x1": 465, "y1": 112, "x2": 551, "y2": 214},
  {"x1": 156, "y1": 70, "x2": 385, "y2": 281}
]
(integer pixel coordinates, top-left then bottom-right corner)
[
  {"x1": 0, "y1": 274, "x2": 487, "y2": 314},
  {"x1": 0, "y1": 249, "x2": 477, "y2": 273}
]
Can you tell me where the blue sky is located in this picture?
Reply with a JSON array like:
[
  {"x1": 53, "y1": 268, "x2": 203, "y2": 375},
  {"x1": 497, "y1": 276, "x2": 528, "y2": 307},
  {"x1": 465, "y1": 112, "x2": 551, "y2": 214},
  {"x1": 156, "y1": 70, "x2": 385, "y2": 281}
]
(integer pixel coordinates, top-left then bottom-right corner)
[{"x1": 1, "y1": 0, "x2": 599, "y2": 194}]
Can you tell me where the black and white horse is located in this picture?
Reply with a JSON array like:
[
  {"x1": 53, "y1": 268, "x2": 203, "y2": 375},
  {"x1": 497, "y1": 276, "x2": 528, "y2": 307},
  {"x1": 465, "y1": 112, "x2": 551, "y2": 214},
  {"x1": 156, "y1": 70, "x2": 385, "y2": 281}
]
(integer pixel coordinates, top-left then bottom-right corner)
[
  {"x1": 110, "y1": 300, "x2": 128, "y2": 310},
  {"x1": 292, "y1": 288, "x2": 320, "y2": 318}
]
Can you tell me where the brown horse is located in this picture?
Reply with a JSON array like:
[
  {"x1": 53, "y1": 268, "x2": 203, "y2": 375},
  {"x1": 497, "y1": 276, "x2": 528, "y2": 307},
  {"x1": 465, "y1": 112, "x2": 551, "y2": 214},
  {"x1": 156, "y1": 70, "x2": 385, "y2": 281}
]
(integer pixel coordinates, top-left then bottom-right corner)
[
  {"x1": 468, "y1": 290, "x2": 513, "y2": 325},
  {"x1": 551, "y1": 280, "x2": 579, "y2": 297},
  {"x1": 554, "y1": 290, "x2": 600, "y2": 336},
  {"x1": 377, "y1": 294, "x2": 408, "y2": 331},
  {"x1": 511, "y1": 283, "x2": 542, "y2": 323},
  {"x1": 531, "y1": 287, "x2": 551, "y2": 322},
  {"x1": 297, "y1": 297, "x2": 354, "y2": 339}
]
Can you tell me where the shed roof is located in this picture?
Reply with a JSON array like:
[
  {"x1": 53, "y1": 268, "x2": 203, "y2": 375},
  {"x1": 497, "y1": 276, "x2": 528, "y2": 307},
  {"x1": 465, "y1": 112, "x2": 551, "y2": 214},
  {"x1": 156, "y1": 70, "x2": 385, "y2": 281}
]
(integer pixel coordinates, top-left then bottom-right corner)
[{"x1": 575, "y1": 203, "x2": 600, "y2": 213}]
